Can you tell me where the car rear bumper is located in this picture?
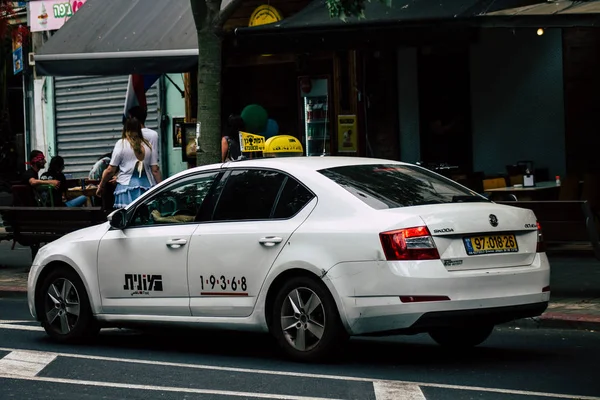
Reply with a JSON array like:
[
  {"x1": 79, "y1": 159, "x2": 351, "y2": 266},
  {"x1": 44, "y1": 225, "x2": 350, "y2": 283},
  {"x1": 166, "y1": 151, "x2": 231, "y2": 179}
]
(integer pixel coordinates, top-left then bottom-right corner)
[
  {"x1": 350, "y1": 298, "x2": 548, "y2": 336},
  {"x1": 326, "y1": 253, "x2": 550, "y2": 335}
]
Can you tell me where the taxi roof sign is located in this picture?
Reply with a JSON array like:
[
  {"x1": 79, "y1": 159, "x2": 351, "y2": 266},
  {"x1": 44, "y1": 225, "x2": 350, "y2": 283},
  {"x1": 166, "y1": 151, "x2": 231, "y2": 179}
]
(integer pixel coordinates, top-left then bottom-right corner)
[{"x1": 264, "y1": 135, "x2": 303, "y2": 157}]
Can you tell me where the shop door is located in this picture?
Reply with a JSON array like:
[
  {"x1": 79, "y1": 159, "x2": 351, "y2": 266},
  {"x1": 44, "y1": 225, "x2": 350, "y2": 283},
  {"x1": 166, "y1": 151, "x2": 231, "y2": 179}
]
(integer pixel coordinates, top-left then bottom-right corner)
[{"x1": 417, "y1": 46, "x2": 473, "y2": 172}]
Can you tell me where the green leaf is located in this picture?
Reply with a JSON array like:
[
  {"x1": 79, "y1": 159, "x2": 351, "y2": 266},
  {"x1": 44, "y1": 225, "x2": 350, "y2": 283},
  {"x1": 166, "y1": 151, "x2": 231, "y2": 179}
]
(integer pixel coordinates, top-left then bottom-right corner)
[{"x1": 325, "y1": 0, "x2": 391, "y2": 19}]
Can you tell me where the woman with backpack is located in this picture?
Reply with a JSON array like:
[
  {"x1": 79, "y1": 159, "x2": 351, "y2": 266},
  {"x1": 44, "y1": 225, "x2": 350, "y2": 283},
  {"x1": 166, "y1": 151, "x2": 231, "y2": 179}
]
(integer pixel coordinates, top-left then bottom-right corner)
[
  {"x1": 221, "y1": 114, "x2": 244, "y2": 162},
  {"x1": 96, "y1": 118, "x2": 162, "y2": 209}
]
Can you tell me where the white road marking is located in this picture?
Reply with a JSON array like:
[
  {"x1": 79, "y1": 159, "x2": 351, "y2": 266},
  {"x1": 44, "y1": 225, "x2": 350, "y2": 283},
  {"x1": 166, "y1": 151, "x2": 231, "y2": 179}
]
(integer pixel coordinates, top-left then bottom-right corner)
[
  {"x1": 373, "y1": 381, "x2": 426, "y2": 400},
  {"x1": 0, "y1": 351, "x2": 56, "y2": 377},
  {"x1": 0, "y1": 323, "x2": 44, "y2": 332},
  {"x1": 0, "y1": 320, "x2": 31, "y2": 324},
  {"x1": 0, "y1": 321, "x2": 122, "y2": 333},
  {"x1": 0, "y1": 347, "x2": 597, "y2": 400},
  {"x1": 0, "y1": 374, "x2": 342, "y2": 400}
]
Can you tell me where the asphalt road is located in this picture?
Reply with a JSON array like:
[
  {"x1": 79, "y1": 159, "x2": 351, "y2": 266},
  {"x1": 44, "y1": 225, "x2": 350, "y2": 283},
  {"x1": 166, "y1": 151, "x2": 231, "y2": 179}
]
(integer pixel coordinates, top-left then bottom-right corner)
[{"x1": 0, "y1": 298, "x2": 599, "y2": 400}]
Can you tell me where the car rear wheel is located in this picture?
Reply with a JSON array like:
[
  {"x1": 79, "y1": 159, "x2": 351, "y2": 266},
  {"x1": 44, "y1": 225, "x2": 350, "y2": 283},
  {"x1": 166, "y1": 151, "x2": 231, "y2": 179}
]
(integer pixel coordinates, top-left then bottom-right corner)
[
  {"x1": 428, "y1": 325, "x2": 494, "y2": 348},
  {"x1": 271, "y1": 276, "x2": 347, "y2": 362},
  {"x1": 39, "y1": 267, "x2": 99, "y2": 342}
]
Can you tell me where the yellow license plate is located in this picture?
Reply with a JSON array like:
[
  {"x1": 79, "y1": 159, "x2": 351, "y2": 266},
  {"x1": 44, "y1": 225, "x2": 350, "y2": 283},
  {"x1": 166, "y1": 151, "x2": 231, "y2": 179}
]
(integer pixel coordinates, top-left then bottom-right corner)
[{"x1": 464, "y1": 234, "x2": 518, "y2": 255}]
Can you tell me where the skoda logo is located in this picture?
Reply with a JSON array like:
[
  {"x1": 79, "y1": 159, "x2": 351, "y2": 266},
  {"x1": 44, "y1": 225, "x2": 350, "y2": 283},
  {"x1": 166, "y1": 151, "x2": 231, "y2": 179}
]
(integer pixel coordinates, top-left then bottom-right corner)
[{"x1": 489, "y1": 214, "x2": 499, "y2": 227}]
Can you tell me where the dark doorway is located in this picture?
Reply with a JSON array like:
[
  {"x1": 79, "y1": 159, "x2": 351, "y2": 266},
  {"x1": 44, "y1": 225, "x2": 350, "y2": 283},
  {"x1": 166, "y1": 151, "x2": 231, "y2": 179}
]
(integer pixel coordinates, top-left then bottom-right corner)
[{"x1": 417, "y1": 45, "x2": 473, "y2": 172}]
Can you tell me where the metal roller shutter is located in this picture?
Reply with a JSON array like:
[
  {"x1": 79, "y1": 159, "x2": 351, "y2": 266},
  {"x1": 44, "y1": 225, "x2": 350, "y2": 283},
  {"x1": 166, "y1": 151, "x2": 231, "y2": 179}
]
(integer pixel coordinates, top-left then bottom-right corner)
[{"x1": 54, "y1": 75, "x2": 159, "y2": 178}]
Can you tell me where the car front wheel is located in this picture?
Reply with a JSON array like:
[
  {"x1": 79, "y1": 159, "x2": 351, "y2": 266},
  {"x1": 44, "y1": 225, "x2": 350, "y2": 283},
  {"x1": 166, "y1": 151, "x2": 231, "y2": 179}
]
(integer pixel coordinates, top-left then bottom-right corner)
[
  {"x1": 428, "y1": 325, "x2": 494, "y2": 348},
  {"x1": 39, "y1": 267, "x2": 99, "y2": 342},
  {"x1": 271, "y1": 276, "x2": 347, "y2": 362}
]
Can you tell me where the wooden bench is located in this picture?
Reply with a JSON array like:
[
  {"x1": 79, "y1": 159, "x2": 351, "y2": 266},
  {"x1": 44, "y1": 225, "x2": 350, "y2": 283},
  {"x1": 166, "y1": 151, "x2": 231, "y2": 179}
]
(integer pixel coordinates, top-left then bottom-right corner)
[
  {"x1": 496, "y1": 200, "x2": 600, "y2": 260},
  {"x1": 0, "y1": 206, "x2": 108, "y2": 259}
]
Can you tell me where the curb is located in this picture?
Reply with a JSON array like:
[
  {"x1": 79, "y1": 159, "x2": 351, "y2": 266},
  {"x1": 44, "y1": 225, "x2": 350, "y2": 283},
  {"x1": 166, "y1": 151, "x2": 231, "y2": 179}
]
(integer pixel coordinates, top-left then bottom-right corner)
[
  {"x1": 0, "y1": 287, "x2": 27, "y2": 299},
  {"x1": 505, "y1": 313, "x2": 600, "y2": 331}
]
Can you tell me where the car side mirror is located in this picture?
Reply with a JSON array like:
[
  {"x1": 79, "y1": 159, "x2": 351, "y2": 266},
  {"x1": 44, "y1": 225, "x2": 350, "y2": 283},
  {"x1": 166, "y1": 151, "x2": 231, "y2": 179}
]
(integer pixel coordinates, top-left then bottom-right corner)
[{"x1": 108, "y1": 208, "x2": 127, "y2": 230}]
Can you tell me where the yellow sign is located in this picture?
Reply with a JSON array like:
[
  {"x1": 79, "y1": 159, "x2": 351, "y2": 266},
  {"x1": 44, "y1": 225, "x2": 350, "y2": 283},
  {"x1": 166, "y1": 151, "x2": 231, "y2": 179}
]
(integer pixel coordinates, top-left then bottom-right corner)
[
  {"x1": 337, "y1": 115, "x2": 358, "y2": 153},
  {"x1": 249, "y1": 5, "x2": 283, "y2": 27},
  {"x1": 264, "y1": 135, "x2": 304, "y2": 157},
  {"x1": 239, "y1": 131, "x2": 265, "y2": 152}
]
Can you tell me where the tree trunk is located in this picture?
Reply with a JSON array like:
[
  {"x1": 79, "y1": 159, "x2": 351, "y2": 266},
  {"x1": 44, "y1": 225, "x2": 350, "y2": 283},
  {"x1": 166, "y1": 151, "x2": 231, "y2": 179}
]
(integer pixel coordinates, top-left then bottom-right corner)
[{"x1": 195, "y1": 28, "x2": 222, "y2": 166}]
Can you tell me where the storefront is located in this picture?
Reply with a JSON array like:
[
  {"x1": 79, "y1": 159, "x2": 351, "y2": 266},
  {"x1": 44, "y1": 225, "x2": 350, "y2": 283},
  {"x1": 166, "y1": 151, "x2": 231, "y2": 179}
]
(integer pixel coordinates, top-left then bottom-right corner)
[
  {"x1": 1, "y1": 2, "x2": 28, "y2": 182},
  {"x1": 30, "y1": 0, "x2": 197, "y2": 178},
  {"x1": 31, "y1": 0, "x2": 600, "y2": 181},
  {"x1": 234, "y1": 0, "x2": 600, "y2": 180}
]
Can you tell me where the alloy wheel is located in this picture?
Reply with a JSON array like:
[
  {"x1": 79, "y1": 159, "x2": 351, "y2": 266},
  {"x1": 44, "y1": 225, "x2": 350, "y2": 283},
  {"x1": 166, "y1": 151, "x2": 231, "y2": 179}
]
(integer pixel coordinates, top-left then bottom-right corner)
[
  {"x1": 280, "y1": 287, "x2": 326, "y2": 352},
  {"x1": 44, "y1": 278, "x2": 81, "y2": 335}
]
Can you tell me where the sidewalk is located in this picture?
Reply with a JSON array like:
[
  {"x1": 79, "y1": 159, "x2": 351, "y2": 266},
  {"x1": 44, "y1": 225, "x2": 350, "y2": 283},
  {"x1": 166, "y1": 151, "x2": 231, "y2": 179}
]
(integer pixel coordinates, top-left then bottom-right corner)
[{"x1": 1, "y1": 240, "x2": 599, "y2": 330}]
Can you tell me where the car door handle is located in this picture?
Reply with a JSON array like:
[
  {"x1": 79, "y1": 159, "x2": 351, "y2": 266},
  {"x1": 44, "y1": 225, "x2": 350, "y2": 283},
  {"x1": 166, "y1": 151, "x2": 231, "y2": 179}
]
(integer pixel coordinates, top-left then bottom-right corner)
[
  {"x1": 259, "y1": 236, "x2": 283, "y2": 247},
  {"x1": 166, "y1": 238, "x2": 187, "y2": 249}
]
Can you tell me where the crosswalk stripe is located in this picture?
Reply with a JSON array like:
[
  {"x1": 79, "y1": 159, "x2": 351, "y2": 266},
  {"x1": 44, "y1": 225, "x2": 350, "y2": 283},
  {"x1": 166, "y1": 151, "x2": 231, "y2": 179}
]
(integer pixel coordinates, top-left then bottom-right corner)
[
  {"x1": 0, "y1": 346, "x2": 598, "y2": 400},
  {"x1": 0, "y1": 323, "x2": 44, "y2": 332},
  {"x1": 0, "y1": 351, "x2": 56, "y2": 377},
  {"x1": 0, "y1": 374, "x2": 346, "y2": 400},
  {"x1": 373, "y1": 381, "x2": 426, "y2": 400}
]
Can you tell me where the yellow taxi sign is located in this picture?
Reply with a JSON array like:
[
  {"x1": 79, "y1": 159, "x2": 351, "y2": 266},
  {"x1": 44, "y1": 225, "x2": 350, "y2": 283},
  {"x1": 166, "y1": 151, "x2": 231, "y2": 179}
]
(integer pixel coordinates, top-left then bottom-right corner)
[
  {"x1": 239, "y1": 131, "x2": 265, "y2": 152},
  {"x1": 264, "y1": 135, "x2": 303, "y2": 155}
]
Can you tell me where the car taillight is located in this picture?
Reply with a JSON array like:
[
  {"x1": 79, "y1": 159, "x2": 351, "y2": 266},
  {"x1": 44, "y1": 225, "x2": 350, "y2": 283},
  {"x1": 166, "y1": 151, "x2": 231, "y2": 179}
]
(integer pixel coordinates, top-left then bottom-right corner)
[
  {"x1": 379, "y1": 226, "x2": 440, "y2": 261},
  {"x1": 536, "y1": 221, "x2": 545, "y2": 253}
]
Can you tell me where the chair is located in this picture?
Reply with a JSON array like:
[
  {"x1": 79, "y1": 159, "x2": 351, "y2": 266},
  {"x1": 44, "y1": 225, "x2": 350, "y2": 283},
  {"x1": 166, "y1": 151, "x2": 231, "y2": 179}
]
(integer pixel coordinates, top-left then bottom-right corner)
[
  {"x1": 509, "y1": 174, "x2": 524, "y2": 186},
  {"x1": 581, "y1": 174, "x2": 599, "y2": 217},
  {"x1": 33, "y1": 185, "x2": 56, "y2": 207},
  {"x1": 483, "y1": 177, "x2": 507, "y2": 191},
  {"x1": 559, "y1": 175, "x2": 580, "y2": 201}
]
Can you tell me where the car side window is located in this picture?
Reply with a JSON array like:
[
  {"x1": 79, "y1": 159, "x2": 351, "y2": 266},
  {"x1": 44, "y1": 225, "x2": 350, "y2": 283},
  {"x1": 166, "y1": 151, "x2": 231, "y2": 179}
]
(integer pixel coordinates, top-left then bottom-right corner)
[
  {"x1": 273, "y1": 177, "x2": 314, "y2": 219},
  {"x1": 130, "y1": 172, "x2": 220, "y2": 227},
  {"x1": 213, "y1": 169, "x2": 286, "y2": 221}
]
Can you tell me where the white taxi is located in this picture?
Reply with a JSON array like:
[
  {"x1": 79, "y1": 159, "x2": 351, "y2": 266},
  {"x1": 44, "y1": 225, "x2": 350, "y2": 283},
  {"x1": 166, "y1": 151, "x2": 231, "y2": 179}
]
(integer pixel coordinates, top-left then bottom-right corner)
[{"x1": 27, "y1": 157, "x2": 550, "y2": 361}]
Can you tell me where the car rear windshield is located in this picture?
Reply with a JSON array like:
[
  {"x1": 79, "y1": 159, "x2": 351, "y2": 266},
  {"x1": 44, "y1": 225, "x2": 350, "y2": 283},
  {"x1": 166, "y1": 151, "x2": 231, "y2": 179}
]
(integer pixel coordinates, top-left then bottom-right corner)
[{"x1": 318, "y1": 164, "x2": 484, "y2": 209}]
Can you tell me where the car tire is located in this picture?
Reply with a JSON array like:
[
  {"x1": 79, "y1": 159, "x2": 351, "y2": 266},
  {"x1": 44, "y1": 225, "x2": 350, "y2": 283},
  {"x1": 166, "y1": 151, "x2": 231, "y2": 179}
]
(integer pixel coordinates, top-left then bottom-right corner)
[
  {"x1": 270, "y1": 275, "x2": 347, "y2": 362},
  {"x1": 39, "y1": 267, "x2": 99, "y2": 343},
  {"x1": 428, "y1": 325, "x2": 494, "y2": 348}
]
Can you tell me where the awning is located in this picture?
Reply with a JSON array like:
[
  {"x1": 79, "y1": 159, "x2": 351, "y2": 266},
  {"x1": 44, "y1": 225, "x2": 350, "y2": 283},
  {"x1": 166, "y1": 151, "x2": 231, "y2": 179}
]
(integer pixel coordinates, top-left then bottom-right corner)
[
  {"x1": 235, "y1": 0, "x2": 600, "y2": 40},
  {"x1": 480, "y1": 0, "x2": 600, "y2": 27},
  {"x1": 34, "y1": 0, "x2": 198, "y2": 76},
  {"x1": 234, "y1": 0, "x2": 545, "y2": 35}
]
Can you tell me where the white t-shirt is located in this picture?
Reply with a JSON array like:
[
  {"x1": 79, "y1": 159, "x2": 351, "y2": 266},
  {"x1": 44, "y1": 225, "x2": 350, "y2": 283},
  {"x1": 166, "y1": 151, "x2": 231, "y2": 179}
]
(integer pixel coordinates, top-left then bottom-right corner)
[
  {"x1": 142, "y1": 128, "x2": 159, "y2": 163},
  {"x1": 110, "y1": 139, "x2": 158, "y2": 187}
]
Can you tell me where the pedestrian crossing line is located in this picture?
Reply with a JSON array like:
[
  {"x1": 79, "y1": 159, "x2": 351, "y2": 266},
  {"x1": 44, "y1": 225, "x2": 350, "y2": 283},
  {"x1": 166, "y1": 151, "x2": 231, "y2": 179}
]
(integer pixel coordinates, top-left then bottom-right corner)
[
  {"x1": 0, "y1": 320, "x2": 122, "y2": 333},
  {"x1": 0, "y1": 347, "x2": 598, "y2": 400},
  {"x1": 373, "y1": 381, "x2": 426, "y2": 400},
  {"x1": 0, "y1": 351, "x2": 56, "y2": 378},
  {"x1": 0, "y1": 320, "x2": 31, "y2": 324},
  {"x1": 0, "y1": 374, "x2": 346, "y2": 400},
  {"x1": 0, "y1": 323, "x2": 44, "y2": 332}
]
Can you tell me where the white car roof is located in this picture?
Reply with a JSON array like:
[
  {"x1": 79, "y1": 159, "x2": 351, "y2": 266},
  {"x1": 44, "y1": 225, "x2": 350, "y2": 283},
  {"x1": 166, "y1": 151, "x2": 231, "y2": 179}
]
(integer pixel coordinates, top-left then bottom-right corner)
[{"x1": 191, "y1": 156, "x2": 409, "y2": 174}]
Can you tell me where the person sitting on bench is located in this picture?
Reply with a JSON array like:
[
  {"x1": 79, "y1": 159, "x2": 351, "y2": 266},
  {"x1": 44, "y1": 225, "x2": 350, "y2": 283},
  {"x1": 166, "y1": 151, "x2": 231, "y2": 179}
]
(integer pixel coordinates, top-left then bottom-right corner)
[
  {"x1": 41, "y1": 156, "x2": 88, "y2": 207},
  {"x1": 22, "y1": 150, "x2": 60, "y2": 189}
]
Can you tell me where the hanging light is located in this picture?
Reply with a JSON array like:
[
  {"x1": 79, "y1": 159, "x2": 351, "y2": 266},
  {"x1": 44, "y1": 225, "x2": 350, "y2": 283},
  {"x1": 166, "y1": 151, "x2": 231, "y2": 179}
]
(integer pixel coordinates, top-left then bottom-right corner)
[{"x1": 537, "y1": 28, "x2": 545, "y2": 36}]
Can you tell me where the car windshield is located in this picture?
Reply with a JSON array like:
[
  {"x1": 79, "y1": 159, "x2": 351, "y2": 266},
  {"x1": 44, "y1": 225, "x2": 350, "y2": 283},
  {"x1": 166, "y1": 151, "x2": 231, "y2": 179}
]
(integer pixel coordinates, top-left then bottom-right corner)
[{"x1": 318, "y1": 164, "x2": 487, "y2": 210}]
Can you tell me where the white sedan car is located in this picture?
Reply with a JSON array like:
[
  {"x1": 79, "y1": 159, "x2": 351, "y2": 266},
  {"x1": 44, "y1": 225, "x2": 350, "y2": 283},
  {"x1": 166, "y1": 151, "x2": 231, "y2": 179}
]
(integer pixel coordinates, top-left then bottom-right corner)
[{"x1": 27, "y1": 157, "x2": 550, "y2": 361}]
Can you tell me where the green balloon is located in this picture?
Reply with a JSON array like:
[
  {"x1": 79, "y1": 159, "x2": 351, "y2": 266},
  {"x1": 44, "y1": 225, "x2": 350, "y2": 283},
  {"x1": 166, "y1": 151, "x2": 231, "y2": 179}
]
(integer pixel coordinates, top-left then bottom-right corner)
[{"x1": 241, "y1": 104, "x2": 268, "y2": 134}]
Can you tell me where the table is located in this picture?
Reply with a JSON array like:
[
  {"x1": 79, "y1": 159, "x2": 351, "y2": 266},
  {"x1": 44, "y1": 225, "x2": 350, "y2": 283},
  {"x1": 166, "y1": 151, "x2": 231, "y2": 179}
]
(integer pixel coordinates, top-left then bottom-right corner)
[
  {"x1": 65, "y1": 186, "x2": 99, "y2": 206},
  {"x1": 484, "y1": 181, "x2": 561, "y2": 201}
]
